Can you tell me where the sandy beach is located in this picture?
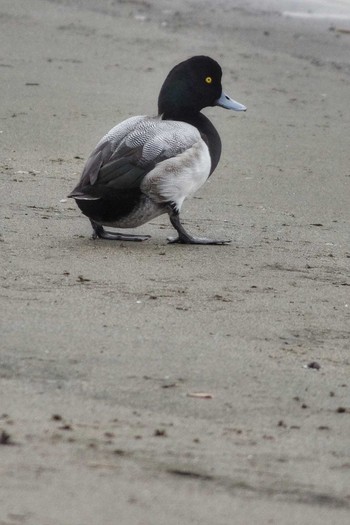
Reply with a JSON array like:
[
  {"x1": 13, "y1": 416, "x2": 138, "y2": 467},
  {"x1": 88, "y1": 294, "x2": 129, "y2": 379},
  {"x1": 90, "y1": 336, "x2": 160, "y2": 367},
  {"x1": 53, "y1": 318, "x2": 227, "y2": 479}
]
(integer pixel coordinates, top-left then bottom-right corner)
[{"x1": 1, "y1": 0, "x2": 350, "y2": 523}]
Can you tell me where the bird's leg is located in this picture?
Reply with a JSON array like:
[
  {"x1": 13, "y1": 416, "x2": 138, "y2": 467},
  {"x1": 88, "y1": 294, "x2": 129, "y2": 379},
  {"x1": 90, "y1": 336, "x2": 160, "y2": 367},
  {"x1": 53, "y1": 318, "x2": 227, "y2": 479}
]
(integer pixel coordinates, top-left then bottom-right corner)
[
  {"x1": 90, "y1": 220, "x2": 151, "y2": 242},
  {"x1": 166, "y1": 204, "x2": 230, "y2": 245}
]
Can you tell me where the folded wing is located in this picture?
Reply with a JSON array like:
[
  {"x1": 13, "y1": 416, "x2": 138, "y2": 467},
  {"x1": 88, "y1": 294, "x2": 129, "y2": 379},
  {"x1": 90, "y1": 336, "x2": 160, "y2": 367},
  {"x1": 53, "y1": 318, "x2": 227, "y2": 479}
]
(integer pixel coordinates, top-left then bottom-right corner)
[{"x1": 68, "y1": 116, "x2": 201, "y2": 201}]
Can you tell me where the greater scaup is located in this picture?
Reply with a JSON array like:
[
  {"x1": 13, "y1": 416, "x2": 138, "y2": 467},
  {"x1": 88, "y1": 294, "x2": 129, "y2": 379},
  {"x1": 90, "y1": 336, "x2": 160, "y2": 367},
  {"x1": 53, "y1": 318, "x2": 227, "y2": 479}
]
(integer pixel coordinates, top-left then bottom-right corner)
[{"x1": 68, "y1": 56, "x2": 246, "y2": 244}]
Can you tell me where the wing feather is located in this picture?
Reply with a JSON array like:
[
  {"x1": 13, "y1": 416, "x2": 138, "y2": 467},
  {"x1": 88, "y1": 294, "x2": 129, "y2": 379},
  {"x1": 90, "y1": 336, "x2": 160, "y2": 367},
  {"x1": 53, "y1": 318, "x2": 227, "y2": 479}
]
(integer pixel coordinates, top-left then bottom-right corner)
[{"x1": 68, "y1": 116, "x2": 201, "y2": 200}]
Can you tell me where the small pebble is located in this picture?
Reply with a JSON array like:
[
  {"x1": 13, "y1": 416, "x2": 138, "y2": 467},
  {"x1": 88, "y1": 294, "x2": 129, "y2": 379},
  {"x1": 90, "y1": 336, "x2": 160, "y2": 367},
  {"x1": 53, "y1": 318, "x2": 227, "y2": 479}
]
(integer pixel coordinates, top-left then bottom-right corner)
[{"x1": 307, "y1": 361, "x2": 321, "y2": 370}]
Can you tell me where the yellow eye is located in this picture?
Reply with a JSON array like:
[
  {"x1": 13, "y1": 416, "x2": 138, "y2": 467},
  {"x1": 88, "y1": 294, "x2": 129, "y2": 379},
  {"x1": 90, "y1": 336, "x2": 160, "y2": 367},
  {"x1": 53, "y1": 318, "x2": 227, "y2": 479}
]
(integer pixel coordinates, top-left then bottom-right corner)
[{"x1": 205, "y1": 76, "x2": 212, "y2": 84}]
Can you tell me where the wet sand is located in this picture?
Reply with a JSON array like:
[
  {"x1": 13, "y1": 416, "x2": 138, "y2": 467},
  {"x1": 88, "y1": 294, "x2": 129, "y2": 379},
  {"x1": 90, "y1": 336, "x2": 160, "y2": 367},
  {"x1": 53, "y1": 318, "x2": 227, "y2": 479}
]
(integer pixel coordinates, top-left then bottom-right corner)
[{"x1": 1, "y1": 1, "x2": 350, "y2": 523}]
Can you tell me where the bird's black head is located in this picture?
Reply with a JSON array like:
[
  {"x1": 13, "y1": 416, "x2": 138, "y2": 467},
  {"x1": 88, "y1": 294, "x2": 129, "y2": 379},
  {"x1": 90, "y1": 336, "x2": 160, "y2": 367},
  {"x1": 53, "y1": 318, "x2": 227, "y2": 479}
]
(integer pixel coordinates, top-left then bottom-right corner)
[{"x1": 158, "y1": 56, "x2": 224, "y2": 120}]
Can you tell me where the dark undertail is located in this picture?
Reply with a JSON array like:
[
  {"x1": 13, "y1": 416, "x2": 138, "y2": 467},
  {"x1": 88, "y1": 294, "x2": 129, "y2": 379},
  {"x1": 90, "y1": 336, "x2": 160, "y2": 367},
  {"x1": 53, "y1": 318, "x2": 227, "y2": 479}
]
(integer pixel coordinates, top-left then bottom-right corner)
[{"x1": 75, "y1": 189, "x2": 142, "y2": 224}]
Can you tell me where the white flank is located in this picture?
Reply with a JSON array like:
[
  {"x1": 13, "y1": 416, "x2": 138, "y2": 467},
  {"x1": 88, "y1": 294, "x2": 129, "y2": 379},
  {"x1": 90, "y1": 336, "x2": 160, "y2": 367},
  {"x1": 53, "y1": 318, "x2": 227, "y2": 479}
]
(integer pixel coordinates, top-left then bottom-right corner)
[{"x1": 141, "y1": 139, "x2": 211, "y2": 211}]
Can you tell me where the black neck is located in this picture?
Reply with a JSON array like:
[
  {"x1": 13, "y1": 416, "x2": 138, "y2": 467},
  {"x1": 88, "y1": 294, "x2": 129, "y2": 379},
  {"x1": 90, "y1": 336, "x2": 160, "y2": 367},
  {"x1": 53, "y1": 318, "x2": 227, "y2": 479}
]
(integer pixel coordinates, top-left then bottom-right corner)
[{"x1": 162, "y1": 111, "x2": 221, "y2": 176}]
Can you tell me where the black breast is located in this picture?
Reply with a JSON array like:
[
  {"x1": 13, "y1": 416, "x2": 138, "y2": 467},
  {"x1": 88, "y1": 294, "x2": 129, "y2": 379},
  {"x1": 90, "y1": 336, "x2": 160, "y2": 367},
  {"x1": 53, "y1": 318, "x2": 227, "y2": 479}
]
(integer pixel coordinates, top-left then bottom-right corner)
[{"x1": 174, "y1": 112, "x2": 222, "y2": 176}]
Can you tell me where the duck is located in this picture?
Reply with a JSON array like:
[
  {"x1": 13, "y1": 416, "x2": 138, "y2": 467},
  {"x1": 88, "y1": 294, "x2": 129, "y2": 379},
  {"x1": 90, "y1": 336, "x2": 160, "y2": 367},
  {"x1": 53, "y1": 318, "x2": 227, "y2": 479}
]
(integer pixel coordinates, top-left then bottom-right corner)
[{"x1": 68, "y1": 55, "x2": 246, "y2": 244}]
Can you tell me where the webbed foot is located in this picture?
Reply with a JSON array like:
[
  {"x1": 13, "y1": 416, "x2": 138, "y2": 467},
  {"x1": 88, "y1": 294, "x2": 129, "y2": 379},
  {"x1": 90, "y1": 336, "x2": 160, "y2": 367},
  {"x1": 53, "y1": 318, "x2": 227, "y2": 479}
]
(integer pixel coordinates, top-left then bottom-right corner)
[
  {"x1": 167, "y1": 235, "x2": 230, "y2": 245},
  {"x1": 167, "y1": 207, "x2": 230, "y2": 245},
  {"x1": 91, "y1": 221, "x2": 151, "y2": 242}
]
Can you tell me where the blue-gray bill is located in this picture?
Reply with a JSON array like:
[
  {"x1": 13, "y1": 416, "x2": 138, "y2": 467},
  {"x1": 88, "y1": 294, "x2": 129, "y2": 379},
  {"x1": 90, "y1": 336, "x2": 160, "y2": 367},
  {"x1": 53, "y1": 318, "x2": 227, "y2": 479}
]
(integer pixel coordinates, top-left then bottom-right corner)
[{"x1": 216, "y1": 91, "x2": 246, "y2": 111}]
